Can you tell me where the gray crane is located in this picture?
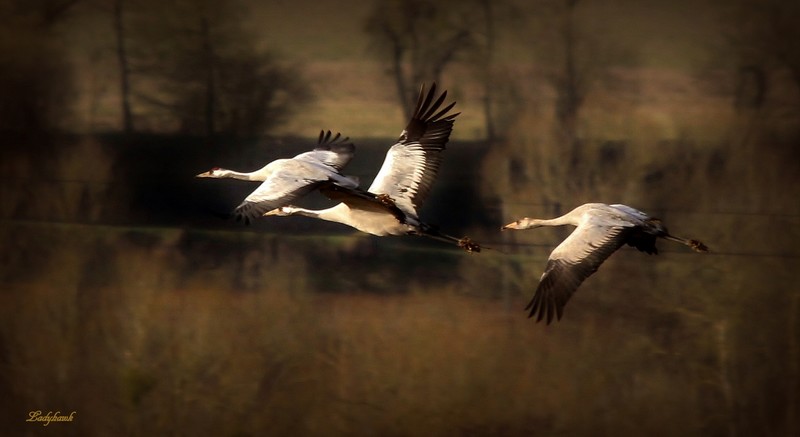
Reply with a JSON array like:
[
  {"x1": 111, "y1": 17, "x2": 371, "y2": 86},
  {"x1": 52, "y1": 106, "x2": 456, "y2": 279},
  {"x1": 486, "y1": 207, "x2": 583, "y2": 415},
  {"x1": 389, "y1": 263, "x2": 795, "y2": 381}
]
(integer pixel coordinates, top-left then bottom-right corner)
[
  {"x1": 265, "y1": 83, "x2": 480, "y2": 253},
  {"x1": 196, "y1": 131, "x2": 359, "y2": 224},
  {"x1": 502, "y1": 203, "x2": 708, "y2": 324}
]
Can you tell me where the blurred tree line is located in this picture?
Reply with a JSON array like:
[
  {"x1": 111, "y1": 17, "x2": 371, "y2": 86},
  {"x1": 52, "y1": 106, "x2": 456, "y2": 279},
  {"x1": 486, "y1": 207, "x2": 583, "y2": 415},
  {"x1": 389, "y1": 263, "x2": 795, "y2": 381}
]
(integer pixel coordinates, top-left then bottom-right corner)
[
  {"x1": 364, "y1": 0, "x2": 523, "y2": 143},
  {"x1": 2, "y1": 0, "x2": 798, "y2": 143},
  {"x1": 0, "y1": 0, "x2": 309, "y2": 138}
]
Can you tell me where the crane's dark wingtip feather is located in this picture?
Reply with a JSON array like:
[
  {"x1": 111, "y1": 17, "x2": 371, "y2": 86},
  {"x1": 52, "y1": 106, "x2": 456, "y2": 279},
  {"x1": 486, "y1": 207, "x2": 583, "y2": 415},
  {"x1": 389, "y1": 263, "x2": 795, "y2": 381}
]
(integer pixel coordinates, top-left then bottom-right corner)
[
  {"x1": 525, "y1": 293, "x2": 535, "y2": 312},
  {"x1": 526, "y1": 272, "x2": 568, "y2": 325},
  {"x1": 528, "y1": 291, "x2": 545, "y2": 322},
  {"x1": 411, "y1": 84, "x2": 427, "y2": 116},
  {"x1": 233, "y1": 202, "x2": 263, "y2": 226},
  {"x1": 416, "y1": 84, "x2": 436, "y2": 118},
  {"x1": 315, "y1": 130, "x2": 355, "y2": 156},
  {"x1": 234, "y1": 214, "x2": 252, "y2": 226},
  {"x1": 430, "y1": 102, "x2": 458, "y2": 122},
  {"x1": 421, "y1": 90, "x2": 448, "y2": 120}
]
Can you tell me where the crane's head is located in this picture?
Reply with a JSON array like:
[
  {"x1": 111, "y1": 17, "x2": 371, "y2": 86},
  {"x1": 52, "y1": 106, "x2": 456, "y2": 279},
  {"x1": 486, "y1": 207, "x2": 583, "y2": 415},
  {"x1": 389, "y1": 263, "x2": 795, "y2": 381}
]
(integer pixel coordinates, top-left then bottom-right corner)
[
  {"x1": 196, "y1": 167, "x2": 226, "y2": 178},
  {"x1": 501, "y1": 218, "x2": 539, "y2": 231}
]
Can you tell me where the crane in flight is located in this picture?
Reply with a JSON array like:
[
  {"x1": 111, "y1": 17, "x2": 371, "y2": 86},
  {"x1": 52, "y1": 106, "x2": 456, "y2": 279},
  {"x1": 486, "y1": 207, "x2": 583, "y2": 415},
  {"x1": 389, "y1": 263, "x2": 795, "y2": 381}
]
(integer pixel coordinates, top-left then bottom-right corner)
[
  {"x1": 196, "y1": 131, "x2": 363, "y2": 224},
  {"x1": 502, "y1": 203, "x2": 708, "y2": 324},
  {"x1": 264, "y1": 83, "x2": 481, "y2": 253}
]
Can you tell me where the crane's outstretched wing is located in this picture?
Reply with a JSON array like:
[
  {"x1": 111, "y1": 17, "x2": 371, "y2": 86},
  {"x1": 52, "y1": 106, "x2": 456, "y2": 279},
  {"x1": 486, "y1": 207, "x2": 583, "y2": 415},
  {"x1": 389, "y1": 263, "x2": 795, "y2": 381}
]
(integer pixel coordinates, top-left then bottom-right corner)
[
  {"x1": 293, "y1": 130, "x2": 355, "y2": 171},
  {"x1": 233, "y1": 174, "x2": 319, "y2": 224},
  {"x1": 526, "y1": 221, "x2": 630, "y2": 324},
  {"x1": 367, "y1": 83, "x2": 459, "y2": 216}
]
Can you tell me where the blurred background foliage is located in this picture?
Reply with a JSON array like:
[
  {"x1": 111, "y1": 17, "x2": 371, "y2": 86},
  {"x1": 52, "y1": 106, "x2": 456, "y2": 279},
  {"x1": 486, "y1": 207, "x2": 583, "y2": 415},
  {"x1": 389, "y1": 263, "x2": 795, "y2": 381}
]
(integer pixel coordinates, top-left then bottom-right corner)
[{"x1": 1, "y1": 0, "x2": 798, "y2": 435}]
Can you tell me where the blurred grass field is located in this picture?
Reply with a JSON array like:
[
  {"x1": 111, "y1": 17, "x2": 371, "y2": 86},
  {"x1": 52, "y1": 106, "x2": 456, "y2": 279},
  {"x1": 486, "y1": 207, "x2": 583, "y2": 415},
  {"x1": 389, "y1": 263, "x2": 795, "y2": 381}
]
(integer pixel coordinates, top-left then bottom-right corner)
[
  {"x1": 2, "y1": 160, "x2": 797, "y2": 437},
  {"x1": 3, "y1": 218, "x2": 792, "y2": 436}
]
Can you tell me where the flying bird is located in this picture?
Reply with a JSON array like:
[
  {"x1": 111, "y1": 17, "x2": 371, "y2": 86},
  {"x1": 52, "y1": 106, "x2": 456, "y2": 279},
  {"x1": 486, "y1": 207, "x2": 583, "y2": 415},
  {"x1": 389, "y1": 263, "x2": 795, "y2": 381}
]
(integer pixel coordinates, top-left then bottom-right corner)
[
  {"x1": 502, "y1": 203, "x2": 708, "y2": 324},
  {"x1": 196, "y1": 131, "x2": 361, "y2": 224},
  {"x1": 265, "y1": 83, "x2": 481, "y2": 253}
]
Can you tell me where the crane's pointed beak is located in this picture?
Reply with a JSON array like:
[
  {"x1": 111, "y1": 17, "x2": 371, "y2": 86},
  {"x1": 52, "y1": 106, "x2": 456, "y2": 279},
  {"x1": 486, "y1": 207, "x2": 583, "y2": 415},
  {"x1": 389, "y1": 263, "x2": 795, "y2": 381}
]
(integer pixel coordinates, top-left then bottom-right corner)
[
  {"x1": 196, "y1": 171, "x2": 212, "y2": 178},
  {"x1": 501, "y1": 221, "x2": 519, "y2": 231}
]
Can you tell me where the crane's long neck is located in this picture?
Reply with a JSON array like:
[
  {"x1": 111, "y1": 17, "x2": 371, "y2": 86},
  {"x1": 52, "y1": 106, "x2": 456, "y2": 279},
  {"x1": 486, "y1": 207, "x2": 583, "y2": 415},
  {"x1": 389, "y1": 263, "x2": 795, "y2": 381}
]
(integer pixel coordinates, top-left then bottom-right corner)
[
  {"x1": 222, "y1": 169, "x2": 265, "y2": 181},
  {"x1": 518, "y1": 215, "x2": 576, "y2": 229}
]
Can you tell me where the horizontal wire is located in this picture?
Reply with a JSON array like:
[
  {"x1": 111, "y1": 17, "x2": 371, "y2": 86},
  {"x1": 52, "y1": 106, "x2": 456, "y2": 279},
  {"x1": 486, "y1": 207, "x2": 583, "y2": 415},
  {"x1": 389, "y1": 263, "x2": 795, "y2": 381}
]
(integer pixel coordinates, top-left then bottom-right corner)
[
  {"x1": 2, "y1": 218, "x2": 798, "y2": 260},
  {"x1": 494, "y1": 202, "x2": 800, "y2": 219},
  {"x1": 3, "y1": 179, "x2": 799, "y2": 219},
  {"x1": 6, "y1": 186, "x2": 800, "y2": 219}
]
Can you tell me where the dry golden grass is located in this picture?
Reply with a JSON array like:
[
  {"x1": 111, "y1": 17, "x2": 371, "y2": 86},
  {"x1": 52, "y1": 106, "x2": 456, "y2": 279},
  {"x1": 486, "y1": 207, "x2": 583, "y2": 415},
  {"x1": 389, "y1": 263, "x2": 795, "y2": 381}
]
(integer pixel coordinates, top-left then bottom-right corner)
[{"x1": 2, "y1": 214, "x2": 796, "y2": 435}]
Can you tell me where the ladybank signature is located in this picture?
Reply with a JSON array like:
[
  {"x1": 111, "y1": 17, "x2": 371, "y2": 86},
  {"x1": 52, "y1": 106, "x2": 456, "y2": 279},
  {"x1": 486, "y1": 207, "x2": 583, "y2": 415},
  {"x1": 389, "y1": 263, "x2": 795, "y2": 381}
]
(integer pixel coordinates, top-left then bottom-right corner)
[{"x1": 27, "y1": 410, "x2": 76, "y2": 426}]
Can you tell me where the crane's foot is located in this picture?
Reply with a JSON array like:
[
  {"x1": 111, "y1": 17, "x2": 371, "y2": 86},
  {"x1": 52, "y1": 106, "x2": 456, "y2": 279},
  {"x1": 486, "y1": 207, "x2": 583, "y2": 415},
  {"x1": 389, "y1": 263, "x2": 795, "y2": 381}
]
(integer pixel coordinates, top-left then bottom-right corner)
[
  {"x1": 374, "y1": 193, "x2": 408, "y2": 224},
  {"x1": 689, "y1": 239, "x2": 709, "y2": 253},
  {"x1": 457, "y1": 237, "x2": 481, "y2": 253}
]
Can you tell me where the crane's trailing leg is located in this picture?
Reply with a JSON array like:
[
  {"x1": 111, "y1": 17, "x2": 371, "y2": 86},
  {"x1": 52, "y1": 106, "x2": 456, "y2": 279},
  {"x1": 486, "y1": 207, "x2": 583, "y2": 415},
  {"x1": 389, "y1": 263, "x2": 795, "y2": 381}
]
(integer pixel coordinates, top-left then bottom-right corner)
[
  {"x1": 647, "y1": 218, "x2": 709, "y2": 253},
  {"x1": 416, "y1": 223, "x2": 482, "y2": 253},
  {"x1": 663, "y1": 234, "x2": 709, "y2": 252}
]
